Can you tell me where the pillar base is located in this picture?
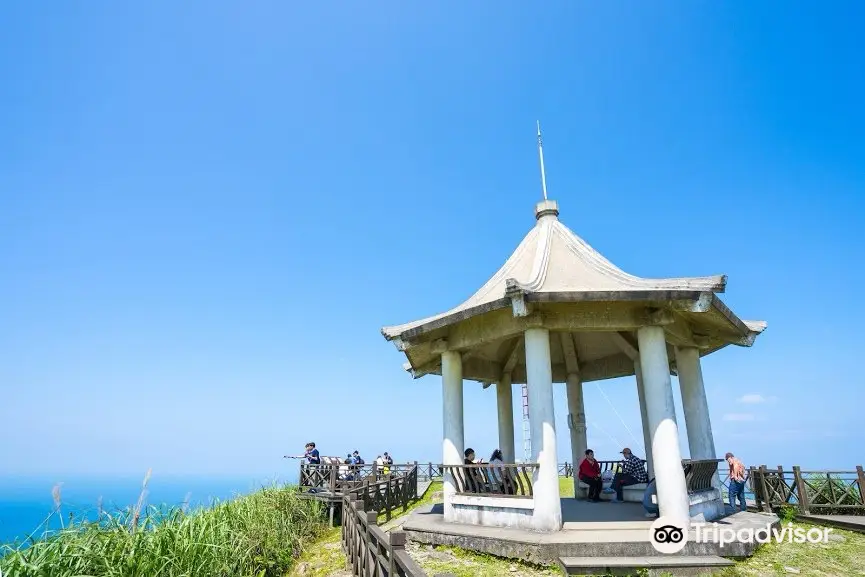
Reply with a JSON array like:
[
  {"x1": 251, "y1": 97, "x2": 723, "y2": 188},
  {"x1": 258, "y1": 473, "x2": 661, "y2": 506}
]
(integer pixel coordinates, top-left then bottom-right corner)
[{"x1": 689, "y1": 489, "x2": 726, "y2": 523}]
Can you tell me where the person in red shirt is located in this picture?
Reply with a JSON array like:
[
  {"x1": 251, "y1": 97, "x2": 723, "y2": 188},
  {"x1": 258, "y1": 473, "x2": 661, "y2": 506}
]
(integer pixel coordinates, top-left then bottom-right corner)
[{"x1": 578, "y1": 449, "x2": 603, "y2": 502}]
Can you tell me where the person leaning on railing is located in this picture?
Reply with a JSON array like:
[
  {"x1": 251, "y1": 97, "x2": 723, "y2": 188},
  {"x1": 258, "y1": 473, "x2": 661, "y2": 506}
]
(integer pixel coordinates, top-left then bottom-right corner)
[{"x1": 725, "y1": 452, "x2": 747, "y2": 512}]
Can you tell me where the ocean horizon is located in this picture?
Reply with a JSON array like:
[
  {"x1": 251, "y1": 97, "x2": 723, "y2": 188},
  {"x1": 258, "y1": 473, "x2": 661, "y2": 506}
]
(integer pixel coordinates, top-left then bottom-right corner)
[{"x1": 0, "y1": 471, "x2": 299, "y2": 546}]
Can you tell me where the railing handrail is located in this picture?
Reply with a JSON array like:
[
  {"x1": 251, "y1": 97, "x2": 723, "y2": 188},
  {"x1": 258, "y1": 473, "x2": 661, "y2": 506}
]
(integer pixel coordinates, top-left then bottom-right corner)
[
  {"x1": 441, "y1": 463, "x2": 538, "y2": 498},
  {"x1": 744, "y1": 464, "x2": 865, "y2": 516},
  {"x1": 438, "y1": 462, "x2": 540, "y2": 468},
  {"x1": 340, "y1": 466, "x2": 427, "y2": 577}
]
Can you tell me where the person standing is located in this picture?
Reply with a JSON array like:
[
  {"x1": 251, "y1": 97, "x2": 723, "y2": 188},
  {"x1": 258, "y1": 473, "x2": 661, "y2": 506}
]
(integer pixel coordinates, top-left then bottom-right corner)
[
  {"x1": 578, "y1": 449, "x2": 603, "y2": 502},
  {"x1": 726, "y1": 452, "x2": 748, "y2": 512},
  {"x1": 286, "y1": 442, "x2": 321, "y2": 464},
  {"x1": 375, "y1": 454, "x2": 385, "y2": 478}
]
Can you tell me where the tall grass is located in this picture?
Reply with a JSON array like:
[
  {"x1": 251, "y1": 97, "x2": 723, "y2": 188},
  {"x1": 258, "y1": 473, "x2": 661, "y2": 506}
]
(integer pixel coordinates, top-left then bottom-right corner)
[{"x1": 0, "y1": 479, "x2": 326, "y2": 577}]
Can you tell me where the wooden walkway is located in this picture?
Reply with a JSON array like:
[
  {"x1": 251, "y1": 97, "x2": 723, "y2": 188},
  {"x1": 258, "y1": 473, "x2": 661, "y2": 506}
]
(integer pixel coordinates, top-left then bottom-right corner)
[
  {"x1": 417, "y1": 480, "x2": 433, "y2": 498},
  {"x1": 797, "y1": 514, "x2": 865, "y2": 533}
]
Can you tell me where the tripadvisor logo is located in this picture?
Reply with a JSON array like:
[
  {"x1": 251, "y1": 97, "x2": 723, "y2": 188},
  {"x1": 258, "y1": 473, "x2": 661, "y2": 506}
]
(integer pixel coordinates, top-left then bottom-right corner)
[
  {"x1": 649, "y1": 516, "x2": 689, "y2": 554},
  {"x1": 649, "y1": 516, "x2": 834, "y2": 554}
]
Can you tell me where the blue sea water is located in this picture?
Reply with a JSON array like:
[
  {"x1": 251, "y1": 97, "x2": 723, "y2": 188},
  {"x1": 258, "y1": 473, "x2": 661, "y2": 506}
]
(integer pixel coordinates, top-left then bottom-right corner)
[{"x1": 0, "y1": 472, "x2": 298, "y2": 546}]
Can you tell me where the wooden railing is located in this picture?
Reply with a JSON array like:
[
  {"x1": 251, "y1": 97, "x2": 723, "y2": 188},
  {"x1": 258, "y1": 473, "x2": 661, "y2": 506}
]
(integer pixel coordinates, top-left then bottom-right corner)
[
  {"x1": 441, "y1": 463, "x2": 539, "y2": 497},
  {"x1": 749, "y1": 465, "x2": 865, "y2": 515},
  {"x1": 419, "y1": 463, "x2": 443, "y2": 482},
  {"x1": 683, "y1": 459, "x2": 721, "y2": 493},
  {"x1": 300, "y1": 462, "x2": 420, "y2": 494},
  {"x1": 355, "y1": 465, "x2": 420, "y2": 522},
  {"x1": 341, "y1": 467, "x2": 427, "y2": 577}
]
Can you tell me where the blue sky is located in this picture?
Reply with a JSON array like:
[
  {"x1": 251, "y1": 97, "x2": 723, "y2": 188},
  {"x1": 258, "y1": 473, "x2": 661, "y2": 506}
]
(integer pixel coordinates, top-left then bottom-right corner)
[{"x1": 1, "y1": 2, "x2": 863, "y2": 480}]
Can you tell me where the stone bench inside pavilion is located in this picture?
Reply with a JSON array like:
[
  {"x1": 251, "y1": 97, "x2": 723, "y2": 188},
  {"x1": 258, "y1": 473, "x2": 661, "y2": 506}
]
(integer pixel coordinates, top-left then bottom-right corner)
[{"x1": 574, "y1": 460, "x2": 723, "y2": 517}]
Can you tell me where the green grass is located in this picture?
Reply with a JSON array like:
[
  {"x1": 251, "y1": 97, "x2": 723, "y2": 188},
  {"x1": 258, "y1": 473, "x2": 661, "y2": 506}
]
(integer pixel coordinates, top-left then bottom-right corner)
[
  {"x1": 411, "y1": 521, "x2": 865, "y2": 577},
  {"x1": 411, "y1": 544, "x2": 561, "y2": 577},
  {"x1": 288, "y1": 527, "x2": 344, "y2": 577},
  {"x1": 712, "y1": 522, "x2": 865, "y2": 576},
  {"x1": 0, "y1": 484, "x2": 327, "y2": 577},
  {"x1": 559, "y1": 476, "x2": 575, "y2": 498}
]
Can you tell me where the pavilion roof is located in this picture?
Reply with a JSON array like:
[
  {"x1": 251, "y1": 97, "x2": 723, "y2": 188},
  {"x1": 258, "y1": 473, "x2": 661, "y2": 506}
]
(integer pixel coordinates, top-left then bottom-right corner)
[{"x1": 381, "y1": 200, "x2": 766, "y2": 384}]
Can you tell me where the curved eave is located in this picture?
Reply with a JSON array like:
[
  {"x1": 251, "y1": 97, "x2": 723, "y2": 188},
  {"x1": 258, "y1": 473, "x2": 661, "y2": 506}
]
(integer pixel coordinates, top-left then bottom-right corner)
[
  {"x1": 382, "y1": 289, "x2": 714, "y2": 344},
  {"x1": 385, "y1": 292, "x2": 765, "y2": 382},
  {"x1": 709, "y1": 294, "x2": 767, "y2": 347}
]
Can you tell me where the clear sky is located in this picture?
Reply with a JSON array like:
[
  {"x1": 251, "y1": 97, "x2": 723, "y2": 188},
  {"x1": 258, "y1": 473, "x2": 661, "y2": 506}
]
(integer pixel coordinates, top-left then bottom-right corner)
[{"x1": 1, "y1": 2, "x2": 863, "y2": 480}]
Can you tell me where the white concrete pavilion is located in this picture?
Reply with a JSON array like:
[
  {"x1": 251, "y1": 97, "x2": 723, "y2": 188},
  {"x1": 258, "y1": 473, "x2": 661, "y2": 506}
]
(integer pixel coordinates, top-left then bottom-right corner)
[{"x1": 382, "y1": 198, "x2": 766, "y2": 533}]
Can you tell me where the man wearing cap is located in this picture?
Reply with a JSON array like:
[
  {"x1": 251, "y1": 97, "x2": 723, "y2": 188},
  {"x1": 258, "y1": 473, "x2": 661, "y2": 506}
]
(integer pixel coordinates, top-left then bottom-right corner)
[{"x1": 609, "y1": 447, "x2": 648, "y2": 503}]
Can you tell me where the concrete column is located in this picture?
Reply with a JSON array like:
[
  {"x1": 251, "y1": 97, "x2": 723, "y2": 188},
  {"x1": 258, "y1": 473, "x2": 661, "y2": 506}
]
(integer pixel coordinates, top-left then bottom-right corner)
[
  {"x1": 441, "y1": 350, "x2": 464, "y2": 522},
  {"x1": 524, "y1": 327, "x2": 562, "y2": 531},
  {"x1": 676, "y1": 346, "x2": 720, "y2": 488},
  {"x1": 675, "y1": 346, "x2": 716, "y2": 460},
  {"x1": 565, "y1": 372, "x2": 587, "y2": 496},
  {"x1": 634, "y1": 360, "x2": 654, "y2": 478},
  {"x1": 496, "y1": 374, "x2": 515, "y2": 463},
  {"x1": 637, "y1": 326, "x2": 690, "y2": 526}
]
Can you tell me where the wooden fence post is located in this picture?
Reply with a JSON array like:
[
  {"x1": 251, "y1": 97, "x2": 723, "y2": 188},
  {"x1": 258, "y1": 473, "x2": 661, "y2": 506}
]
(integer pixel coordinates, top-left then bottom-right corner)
[
  {"x1": 388, "y1": 530, "x2": 406, "y2": 576},
  {"x1": 777, "y1": 465, "x2": 788, "y2": 504},
  {"x1": 857, "y1": 466, "x2": 865, "y2": 507},
  {"x1": 385, "y1": 477, "x2": 392, "y2": 522},
  {"x1": 793, "y1": 466, "x2": 810, "y2": 515},
  {"x1": 758, "y1": 465, "x2": 772, "y2": 512},
  {"x1": 748, "y1": 467, "x2": 758, "y2": 510},
  {"x1": 750, "y1": 466, "x2": 762, "y2": 511}
]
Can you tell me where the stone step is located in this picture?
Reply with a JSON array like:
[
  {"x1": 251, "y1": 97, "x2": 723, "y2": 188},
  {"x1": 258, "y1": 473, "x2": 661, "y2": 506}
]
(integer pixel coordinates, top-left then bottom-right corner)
[
  {"x1": 559, "y1": 555, "x2": 734, "y2": 576},
  {"x1": 562, "y1": 521, "x2": 653, "y2": 531}
]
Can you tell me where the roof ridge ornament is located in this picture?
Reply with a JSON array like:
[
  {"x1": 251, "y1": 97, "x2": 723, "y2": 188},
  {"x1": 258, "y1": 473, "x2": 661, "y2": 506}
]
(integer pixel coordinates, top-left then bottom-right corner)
[
  {"x1": 535, "y1": 122, "x2": 559, "y2": 221},
  {"x1": 537, "y1": 120, "x2": 548, "y2": 201}
]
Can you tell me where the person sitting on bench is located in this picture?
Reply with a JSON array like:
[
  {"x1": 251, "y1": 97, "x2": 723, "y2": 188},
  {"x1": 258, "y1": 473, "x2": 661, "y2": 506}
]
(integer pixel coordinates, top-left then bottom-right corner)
[
  {"x1": 463, "y1": 448, "x2": 485, "y2": 493},
  {"x1": 578, "y1": 449, "x2": 603, "y2": 502},
  {"x1": 605, "y1": 447, "x2": 648, "y2": 503}
]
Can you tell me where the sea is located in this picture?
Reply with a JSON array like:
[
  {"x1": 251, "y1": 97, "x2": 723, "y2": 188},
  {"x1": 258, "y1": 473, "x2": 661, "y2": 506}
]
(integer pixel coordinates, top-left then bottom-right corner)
[{"x1": 0, "y1": 472, "x2": 298, "y2": 546}]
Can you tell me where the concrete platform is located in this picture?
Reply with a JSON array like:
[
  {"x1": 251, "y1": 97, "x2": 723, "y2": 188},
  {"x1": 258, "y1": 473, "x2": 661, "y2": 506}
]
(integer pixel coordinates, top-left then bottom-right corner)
[
  {"x1": 402, "y1": 498, "x2": 779, "y2": 564},
  {"x1": 560, "y1": 555, "x2": 734, "y2": 576},
  {"x1": 798, "y1": 514, "x2": 865, "y2": 533}
]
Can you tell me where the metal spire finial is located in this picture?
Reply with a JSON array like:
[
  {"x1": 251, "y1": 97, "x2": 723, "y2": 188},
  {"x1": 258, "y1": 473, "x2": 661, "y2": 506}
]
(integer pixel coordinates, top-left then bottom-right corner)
[{"x1": 536, "y1": 120, "x2": 548, "y2": 201}]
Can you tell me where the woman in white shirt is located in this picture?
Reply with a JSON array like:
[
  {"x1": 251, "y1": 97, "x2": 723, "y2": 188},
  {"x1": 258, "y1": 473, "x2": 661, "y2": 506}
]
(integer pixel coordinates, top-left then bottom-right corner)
[{"x1": 488, "y1": 449, "x2": 509, "y2": 494}]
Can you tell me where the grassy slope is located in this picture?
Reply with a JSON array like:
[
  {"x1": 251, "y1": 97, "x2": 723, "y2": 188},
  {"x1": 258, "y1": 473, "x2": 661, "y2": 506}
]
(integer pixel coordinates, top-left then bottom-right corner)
[
  {"x1": 0, "y1": 484, "x2": 326, "y2": 577},
  {"x1": 712, "y1": 522, "x2": 865, "y2": 577},
  {"x1": 290, "y1": 481, "x2": 445, "y2": 577}
]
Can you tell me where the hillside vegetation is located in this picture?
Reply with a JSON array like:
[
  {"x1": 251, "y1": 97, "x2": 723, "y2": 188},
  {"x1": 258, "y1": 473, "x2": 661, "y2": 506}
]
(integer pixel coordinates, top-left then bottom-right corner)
[{"x1": 0, "y1": 484, "x2": 326, "y2": 577}]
